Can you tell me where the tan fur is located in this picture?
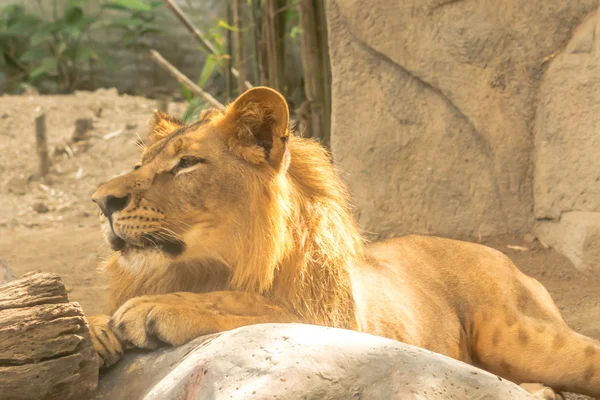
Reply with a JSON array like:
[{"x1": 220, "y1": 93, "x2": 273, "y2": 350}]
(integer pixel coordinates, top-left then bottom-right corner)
[{"x1": 90, "y1": 88, "x2": 599, "y2": 397}]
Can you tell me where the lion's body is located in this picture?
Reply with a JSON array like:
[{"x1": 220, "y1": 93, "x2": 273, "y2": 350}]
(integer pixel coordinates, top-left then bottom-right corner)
[{"x1": 89, "y1": 88, "x2": 600, "y2": 398}]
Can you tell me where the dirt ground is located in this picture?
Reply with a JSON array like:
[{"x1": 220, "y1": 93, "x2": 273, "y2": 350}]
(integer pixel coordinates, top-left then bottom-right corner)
[
  {"x1": 0, "y1": 91, "x2": 598, "y2": 398},
  {"x1": 0, "y1": 90, "x2": 186, "y2": 315}
]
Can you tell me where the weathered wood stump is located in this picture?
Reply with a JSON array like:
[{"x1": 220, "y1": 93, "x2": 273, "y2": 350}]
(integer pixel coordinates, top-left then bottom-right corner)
[
  {"x1": 0, "y1": 257, "x2": 14, "y2": 285},
  {"x1": 0, "y1": 272, "x2": 99, "y2": 400},
  {"x1": 72, "y1": 118, "x2": 94, "y2": 142}
]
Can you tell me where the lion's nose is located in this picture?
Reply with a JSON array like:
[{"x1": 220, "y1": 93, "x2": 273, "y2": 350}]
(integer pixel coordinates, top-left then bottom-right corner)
[{"x1": 92, "y1": 194, "x2": 130, "y2": 218}]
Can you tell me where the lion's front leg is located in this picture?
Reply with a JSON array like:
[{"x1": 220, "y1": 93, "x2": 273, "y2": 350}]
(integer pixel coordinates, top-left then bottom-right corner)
[
  {"x1": 110, "y1": 291, "x2": 300, "y2": 349},
  {"x1": 88, "y1": 314, "x2": 124, "y2": 368}
]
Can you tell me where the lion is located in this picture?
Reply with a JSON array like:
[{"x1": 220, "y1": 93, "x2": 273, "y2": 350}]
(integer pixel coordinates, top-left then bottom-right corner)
[{"x1": 88, "y1": 87, "x2": 599, "y2": 399}]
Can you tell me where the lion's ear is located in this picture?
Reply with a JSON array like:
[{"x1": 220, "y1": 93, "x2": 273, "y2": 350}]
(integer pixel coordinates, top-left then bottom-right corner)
[
  {"x1": 148, "y1": 110, "x2": 182, "y2": 145},
  {"x1": 218, "y1": 87, "x2": 290, "y2": 171}
]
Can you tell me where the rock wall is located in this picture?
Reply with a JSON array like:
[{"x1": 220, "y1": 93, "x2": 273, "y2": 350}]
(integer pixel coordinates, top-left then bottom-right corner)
[
  {"x1": 328, "y1": 0, "x2": 597, "y2": 240},
  {"x1": 533, "y1": 9, "x2": 600, "y2": 273},
  {"x1": 534, "y1": 10, "x2": 600, "y2": 220}
]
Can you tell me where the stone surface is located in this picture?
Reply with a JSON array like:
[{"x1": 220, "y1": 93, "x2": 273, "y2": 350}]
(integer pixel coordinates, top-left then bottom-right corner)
[
  {"x1": 534, "y1": 212, "x2": 600, "y2": 274},
  {"x1": 327, "y1": 0, "x2": 596, "y2": 239},
  {"x1": 534, "y1": 10, "x2": 600, "y2": 220},
  {"x1": 95, "y1": 323, "x2": 533, "y2": 400}
]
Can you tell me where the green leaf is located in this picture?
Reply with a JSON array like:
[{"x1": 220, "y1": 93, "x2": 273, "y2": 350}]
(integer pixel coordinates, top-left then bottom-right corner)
[
  {"x1": 30, "y1": 20, "x2": 69, "y2": 45},
  {"x1": 181, "y1": 99, "x2": 207, "y2": 124},
  {"x1": 109, "y1": 17, "x2": 144, "y2": 29},
  {"x1": 30, "y1": 31, "x2": 50, "y2": 46},
  {"x1": 138, "y1": 27, "x2": 160, "y2": 37},
  {"x1": 5, "y1": 18, "x2": 39, "y2": 35},
  {"x1": 290, "y1": 25, "x2": 302, "y2": 42},
  {"x1": 180, "y1": 83, "x2": 192, "y2": 102},
  {"x1": 75, "y1": 46, "x2": 98, "y2": 61},
  {"x1": 104, "y1": 0, "x2": 152, "y2": 12},
  {"x1": 62, "y1": 24, "x2": 82, "y2": 39},
  {"x1": 0, "y1": 4, "x2": 23, "y2": 19},
  {"x1": 29, "y1": 57, "x2": 57, "y2": 79},
  {"x1": 286, "y1": 8, "x2": 299, "y2": 23},
  {"x1": 64, "y1": 6, "x2": 83, "y2": 25},
  {"x1": 218, "y1": 19, "x2": 239, "y2": 32},
  {"x1": 79, "y1": 15, "x2": 98, "y2": 28},
  {"x1": 19, "y1": 47, "x2": 46, "y2": 63},
  {"x1": 197, "y1": 54, "x2": 217, "y2": 88}
]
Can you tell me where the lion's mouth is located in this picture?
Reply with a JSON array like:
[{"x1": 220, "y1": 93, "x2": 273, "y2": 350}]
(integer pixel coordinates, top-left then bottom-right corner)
[
  {"x1": 126, "y1": 235, "x2": 186, "y2": 256},
  {"x1": 105, "y1": 222, "x2": 126, "y2": 251},
  {"x1": 104, "y1": 217, "x2": 185, "y2": 256},
  {"x1": 107, "y1": 225, "x2": 185, "y2": 256}
]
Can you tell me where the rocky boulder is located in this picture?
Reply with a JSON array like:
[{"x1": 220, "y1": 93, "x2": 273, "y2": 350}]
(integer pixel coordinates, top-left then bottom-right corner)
[
  {"x1": 534, "y1": 10, "x2": 600, "y2": 220},
  {"x1": 531, "y1": 9, "x2": 600, "y2": 273},
  {"x1": 94, "y1": 323, "x2": 534, "y2": 400}
]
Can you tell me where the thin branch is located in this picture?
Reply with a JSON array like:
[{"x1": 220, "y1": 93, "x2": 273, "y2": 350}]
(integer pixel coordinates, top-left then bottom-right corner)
[
  {"x1": 225, "y1": 0, "x2": 234, "y2": 102},
  {"x1": 233, "y1": 0, "x2": 247, "y2": 94},
  {"x1": 161, "y1": 0, "x2": 253, "y2": 90},
  {"x1": 149, "y1": 49, "x2": 225, "y2": 110}
]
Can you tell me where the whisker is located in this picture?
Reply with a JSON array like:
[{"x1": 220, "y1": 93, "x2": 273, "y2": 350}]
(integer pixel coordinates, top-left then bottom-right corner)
[
  {"x1": 157, "y1": 226, "x2": 183, "y2": 241},
  {"x1": 134, "y1": 132, "x2": 147, "y2": 151},
  {"x1": 164, "y1": 216, "x2": 195, "y2": 229}
]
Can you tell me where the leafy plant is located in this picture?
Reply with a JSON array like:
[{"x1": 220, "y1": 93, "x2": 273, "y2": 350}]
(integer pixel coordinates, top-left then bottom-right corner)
[
  {"x1": 179, "y1": 84, "x2": 211, "y2": 124},
  {"x1": 0, "y1": 4, "x2": 38, "y2": 91},
  {"x1": 0, "y1": 0, "x2": 110, "y2": 93},
  {"x1": 103, "y1": 0, "x2": 163, "y2": 51},
  {"x1": 177, "y1": 21, "x2": 230, "y2": 123}
]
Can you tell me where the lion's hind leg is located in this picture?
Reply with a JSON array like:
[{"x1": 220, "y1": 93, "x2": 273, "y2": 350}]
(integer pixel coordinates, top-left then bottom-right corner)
[{"x1": 472, "y1": 310, "x2": 600, "y2": 397}]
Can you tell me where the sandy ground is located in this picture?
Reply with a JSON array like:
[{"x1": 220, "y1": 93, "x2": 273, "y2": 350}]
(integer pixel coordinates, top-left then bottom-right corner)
[
  {"x1": 0, "y1": 91, "x2": 598, "y2": 398},
  {"x1": 0, "y1": 89, "x2": 186, "y2": 314}
]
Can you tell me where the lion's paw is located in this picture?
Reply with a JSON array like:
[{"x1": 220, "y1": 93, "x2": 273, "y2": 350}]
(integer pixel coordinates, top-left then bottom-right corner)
[
  {"x1": 110, "y1": 294, "x2": 199, "y2": 349},
  {"x1": 519, "y1": 383, "x2": 564, "y2": 400},
  {"x1": 88, "y1": 314, "x2": 123, "y2": 368}
]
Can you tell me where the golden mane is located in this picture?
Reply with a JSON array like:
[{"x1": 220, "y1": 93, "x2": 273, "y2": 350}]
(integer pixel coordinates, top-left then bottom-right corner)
[
  {"x1": 267, "y1": 136, "x2": 364, "y2": 328},
  {"x1": 210, "y1": 102, "x2": 364, "y2": 328}
]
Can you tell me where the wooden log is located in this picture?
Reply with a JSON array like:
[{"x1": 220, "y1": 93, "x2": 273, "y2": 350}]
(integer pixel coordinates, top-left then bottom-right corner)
[
  {"x1": 71, "y1": 118, "x2": 93, "y2": 142},
  {"x1": 35, "y1": 114, "x2": 50, "y2": 177},
  {"x1": 0, "y1": 258, "x2": 14, "y2": 285},
  {"x1": 0, "y1": 272, "x2": 98, "y2": 400}
]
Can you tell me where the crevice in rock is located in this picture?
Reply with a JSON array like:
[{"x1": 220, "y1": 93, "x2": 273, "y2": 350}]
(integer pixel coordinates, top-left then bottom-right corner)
[{"x1": 334, "y1": 4, "x2": 509, "y2": 224}]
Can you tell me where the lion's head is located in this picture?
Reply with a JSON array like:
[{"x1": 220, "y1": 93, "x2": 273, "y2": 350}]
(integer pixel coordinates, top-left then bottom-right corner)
[{"x1": 93, "y1": 87, "x2": 362, "y2": 326}]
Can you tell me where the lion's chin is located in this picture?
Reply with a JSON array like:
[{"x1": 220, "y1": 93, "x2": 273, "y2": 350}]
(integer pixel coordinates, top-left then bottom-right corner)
[
  {"x1": 102, "y1": 223, "x2": 126, "y2": 251},
  {"x1": 118, "y1": 236, "x2": 186, "y2": 257}
]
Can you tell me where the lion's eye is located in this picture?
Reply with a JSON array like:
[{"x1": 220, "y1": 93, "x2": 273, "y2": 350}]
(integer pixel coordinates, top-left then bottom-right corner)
[{"x1": 173, "y1": 156, "x2": 205, "y2": 173}]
